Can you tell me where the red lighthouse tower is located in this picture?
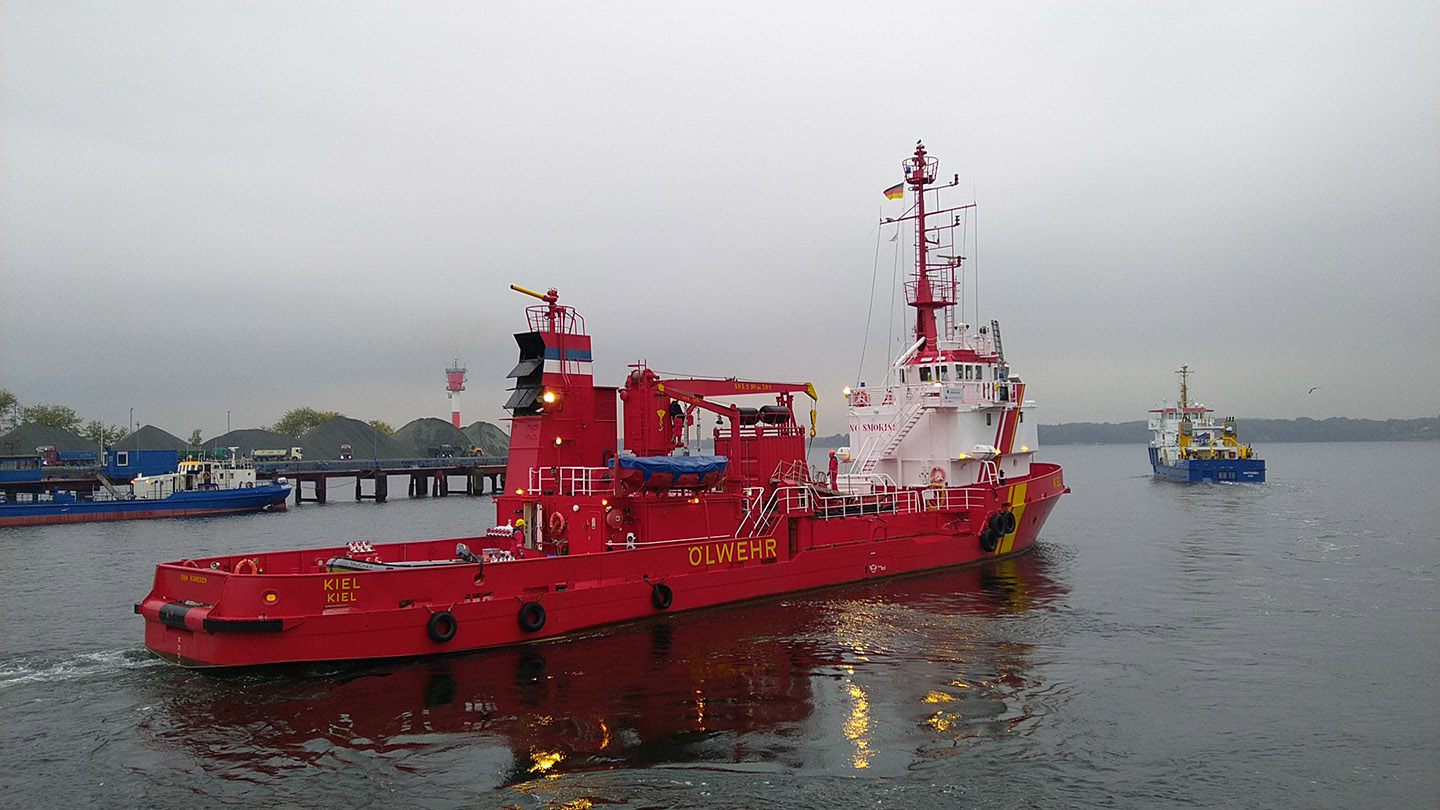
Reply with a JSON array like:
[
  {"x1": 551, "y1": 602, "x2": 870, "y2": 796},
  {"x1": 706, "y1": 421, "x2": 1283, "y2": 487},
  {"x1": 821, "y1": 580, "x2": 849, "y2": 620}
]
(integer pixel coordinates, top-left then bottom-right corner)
[{"x1": 445, "y1": 360, "x2": 467, "y2": 428}]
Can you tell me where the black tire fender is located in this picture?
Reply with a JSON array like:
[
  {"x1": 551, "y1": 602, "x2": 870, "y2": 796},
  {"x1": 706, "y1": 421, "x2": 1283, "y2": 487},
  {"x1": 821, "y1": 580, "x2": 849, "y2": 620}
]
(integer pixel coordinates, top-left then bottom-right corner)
[
  {"x1": 979, "y1": 527, "x2": 999, "y2": 553},
  {"x1": 517, "y1": 600, "x2": 546, "y2": 633},
  {"x1": 426, "y1": 610, "x2": 457, "y2": 643},
  {"x1": 651, "y1": 582, "x2": 673, "y2": 610},
  {"x1": 987, "y1": 512, "x2": 1008, "y2": 536}
]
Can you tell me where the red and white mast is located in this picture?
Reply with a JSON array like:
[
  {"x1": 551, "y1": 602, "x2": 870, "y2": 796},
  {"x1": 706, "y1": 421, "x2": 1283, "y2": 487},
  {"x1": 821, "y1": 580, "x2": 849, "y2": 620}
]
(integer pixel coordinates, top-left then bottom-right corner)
[
  {"x1": 892, "y1": 142, "x2": 973, "y2": 359},
  {"x1": 905, "y1": 143, "x2": 941, "y2": 351}
]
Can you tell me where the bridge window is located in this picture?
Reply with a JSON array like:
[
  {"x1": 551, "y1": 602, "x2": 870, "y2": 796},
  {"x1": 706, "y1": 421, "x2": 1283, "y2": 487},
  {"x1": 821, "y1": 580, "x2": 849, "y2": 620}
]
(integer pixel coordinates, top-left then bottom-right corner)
[
  {"x1": 938, "y1": 365, "x2": 950, "y2": 381},
  {"x1": 919, "y1": 367, "x2": 932, "y2": 382}
]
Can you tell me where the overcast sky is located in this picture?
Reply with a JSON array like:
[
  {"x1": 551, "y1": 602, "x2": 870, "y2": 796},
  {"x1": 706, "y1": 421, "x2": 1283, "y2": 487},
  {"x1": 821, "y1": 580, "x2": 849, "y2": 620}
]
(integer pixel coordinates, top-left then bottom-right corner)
[{"x1": 2, "y1": 1, "x2": 1436, "y2": 439}]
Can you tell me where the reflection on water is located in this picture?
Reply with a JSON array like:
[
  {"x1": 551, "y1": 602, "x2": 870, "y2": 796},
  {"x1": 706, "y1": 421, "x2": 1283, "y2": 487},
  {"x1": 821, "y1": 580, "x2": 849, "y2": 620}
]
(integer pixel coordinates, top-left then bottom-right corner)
[
  {"x1": 129, "y1": 547, "x2": 1066, "y2": 789},
  {"x1": 8, "y1": 444, "x2": 1434, "y2": 808}
]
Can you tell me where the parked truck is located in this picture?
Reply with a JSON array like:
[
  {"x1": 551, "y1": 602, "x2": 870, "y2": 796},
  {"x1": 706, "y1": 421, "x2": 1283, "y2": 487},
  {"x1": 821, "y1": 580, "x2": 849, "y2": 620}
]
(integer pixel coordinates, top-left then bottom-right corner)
[
  {"x1": 252, "y1": 447, "x2": 304, "y2": 462},
  {"x1": 36, "y1": 446, "x2": 99, "y2": 466}
]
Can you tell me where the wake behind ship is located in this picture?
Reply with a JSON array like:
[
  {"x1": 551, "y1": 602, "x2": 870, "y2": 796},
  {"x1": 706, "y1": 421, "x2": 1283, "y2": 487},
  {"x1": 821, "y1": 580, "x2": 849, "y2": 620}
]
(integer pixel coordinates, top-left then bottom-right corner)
[{"x1": 137, "y1": 143, "x2": 1067, "y2": 667}]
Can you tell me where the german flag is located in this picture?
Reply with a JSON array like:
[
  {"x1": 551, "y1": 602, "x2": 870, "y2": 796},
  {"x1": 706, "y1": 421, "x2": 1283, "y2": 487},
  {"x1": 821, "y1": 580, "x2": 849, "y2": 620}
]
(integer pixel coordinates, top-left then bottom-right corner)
[{"x1": 883, "y1": 182, "x2": 904, "y2": 200}]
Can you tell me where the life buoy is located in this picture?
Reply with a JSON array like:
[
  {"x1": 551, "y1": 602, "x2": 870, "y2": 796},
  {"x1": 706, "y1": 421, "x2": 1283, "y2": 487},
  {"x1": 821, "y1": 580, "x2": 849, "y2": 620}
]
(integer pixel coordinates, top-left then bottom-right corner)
[
  {"x1": 929, "y1": 466, "x2": 947, "y2": 486},
  {"x1": 978, "y1": 527, "x2": 999, "y2": 553},
  {"x1": 517, "y1": 601, "x2": 546, "y2": 633},
  {"x1": 180, "y1": 559, "x2": 200, "y2": 568},
  {"x1": 548, "y1": 511, "x2": 567, "y2": 536},
  {"x1": 426, "y1": 610, "x2": 457, "y2": 643},
  {"x1": 651, "y1": 582, "x2": 673, "y2": 610},
  {"x1": 233, "y1": 558, "x2": 258, "y2": 575}
]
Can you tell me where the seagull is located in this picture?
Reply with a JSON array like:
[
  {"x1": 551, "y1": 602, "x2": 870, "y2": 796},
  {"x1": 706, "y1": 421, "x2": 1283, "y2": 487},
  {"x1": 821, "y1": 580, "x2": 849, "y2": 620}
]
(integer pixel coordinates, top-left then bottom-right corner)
[{"x1": 1308, "y1": 386, "x2": 1321, "y2": 394}]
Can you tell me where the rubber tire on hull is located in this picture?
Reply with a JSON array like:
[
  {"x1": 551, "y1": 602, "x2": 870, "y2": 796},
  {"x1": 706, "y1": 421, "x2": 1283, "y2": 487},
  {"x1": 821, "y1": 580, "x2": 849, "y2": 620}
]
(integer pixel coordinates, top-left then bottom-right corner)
[
  {"x1": 517, "y1": 601, "x2": 546, "y2": 633},
  {"x1": 651, "y1": 582, "x2": 673, "y2": 610},
  {"x1": 979, "y1": 527, "x2": 1000, "y2": 553},
  {"x1": 427, "y1": 610, "x2": 457, "y2": 643},
  {"x1": 987, "y1": 512, "x2": 1008, "y2": 536}
]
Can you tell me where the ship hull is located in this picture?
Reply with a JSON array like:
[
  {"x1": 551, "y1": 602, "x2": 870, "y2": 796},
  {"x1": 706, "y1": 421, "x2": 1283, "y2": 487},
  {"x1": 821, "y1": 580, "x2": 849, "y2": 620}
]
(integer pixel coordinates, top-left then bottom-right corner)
[
  {"x1": 1148, "y1": 449, "x2": 1266, "y2": 483},
  {"x1": 0, "y1": 485, "x2": 291, "y2": 528},
  {"x1": 138, "y1": 468, "x2": 1063, "y2": 668}
]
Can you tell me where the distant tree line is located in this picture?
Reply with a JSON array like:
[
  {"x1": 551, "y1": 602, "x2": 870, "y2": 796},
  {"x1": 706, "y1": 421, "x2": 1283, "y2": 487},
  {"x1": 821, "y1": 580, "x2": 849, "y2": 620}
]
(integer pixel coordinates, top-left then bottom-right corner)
[
  {"x1": 0, "y1": 391, "x2": 396, "y2": 448},
  {"x1": 811, "y1": 416, "x2": 1438, "y2": 448},
  {"x1": 0, "y1": 389, "x2": 128, "y2": 447},
  {"x1": 7, "y1": 388, "x2": 1433, "y2": 449},
  {"x1": 1037, "y1": 417, "x2": 1439, "y2": 445},
  {"x1": 270, "y1": 407, "x2": 392, "y2": 437}
]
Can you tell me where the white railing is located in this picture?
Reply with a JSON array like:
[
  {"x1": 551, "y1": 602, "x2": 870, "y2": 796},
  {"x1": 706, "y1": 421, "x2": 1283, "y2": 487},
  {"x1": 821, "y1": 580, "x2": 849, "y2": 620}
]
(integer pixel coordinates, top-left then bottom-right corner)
[
  {"x1": 527, "y1": 465, "x2": 611, "y2": 495},
  {"x1": 734, "y1": 485, "x2": 780, "y2": 537},
  {"x1": 603, "y1": 532, "x2": 733, "y2": 550},
  {"x1": 735, "y1": 480, "x2": 990, "y2": 535}
]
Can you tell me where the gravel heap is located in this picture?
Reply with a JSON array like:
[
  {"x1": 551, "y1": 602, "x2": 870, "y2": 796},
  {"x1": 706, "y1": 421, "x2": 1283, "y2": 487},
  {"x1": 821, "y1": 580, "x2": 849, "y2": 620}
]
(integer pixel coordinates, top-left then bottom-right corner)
[
  {"x1": 1, "y1": 418, "x2": 511, "y2": 461},
  {"x1": 204, "y1": 428, "x2": 303, "y2": 458},
  {"x1": 392, "y1": 418, "x2": 472, "y2": 458},
  {"x1": 462, "y1": 421, "x2": 510, "y2": 455},
  {"x1": 301, "y1": 416, "x2": 406, "y2": 460},
  {"x1": 120, "y1": 425, "x2": 190, "y2": 452},
  {"x1": 0, "y1": 424, "x2": 94, "y2": 453}
]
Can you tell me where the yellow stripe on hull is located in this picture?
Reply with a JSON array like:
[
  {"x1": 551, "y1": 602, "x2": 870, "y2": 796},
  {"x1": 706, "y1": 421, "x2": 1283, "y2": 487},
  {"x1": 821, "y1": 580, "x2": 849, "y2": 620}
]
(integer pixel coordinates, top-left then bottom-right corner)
[{"x1": 998, "y1": 481, "x2": 1028, "y2": 554}]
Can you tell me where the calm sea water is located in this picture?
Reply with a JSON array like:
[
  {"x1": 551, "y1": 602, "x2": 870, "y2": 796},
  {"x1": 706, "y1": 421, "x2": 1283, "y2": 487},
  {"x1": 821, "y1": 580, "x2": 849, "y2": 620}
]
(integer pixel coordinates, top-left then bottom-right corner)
[{"x1": 1, "y1": 442, "x2": 1435, "y2": 809}]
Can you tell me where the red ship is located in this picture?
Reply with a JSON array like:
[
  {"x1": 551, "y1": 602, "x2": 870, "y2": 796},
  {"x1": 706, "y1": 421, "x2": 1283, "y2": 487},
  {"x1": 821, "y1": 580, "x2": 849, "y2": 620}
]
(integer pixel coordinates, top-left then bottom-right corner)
[{"x1": 137, "y1": 143, "x2": 1067, "y2": 667}]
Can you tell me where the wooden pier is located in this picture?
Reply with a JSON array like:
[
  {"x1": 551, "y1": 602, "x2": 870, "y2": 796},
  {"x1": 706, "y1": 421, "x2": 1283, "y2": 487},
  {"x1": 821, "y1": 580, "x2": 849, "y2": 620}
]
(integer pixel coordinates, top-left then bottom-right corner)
[
  {"x1": 257, "y1": 457, "x2": 507, "y2": 505},
  {"x1": 1, "y1": 457, "x2": 508, "y2": 506}
]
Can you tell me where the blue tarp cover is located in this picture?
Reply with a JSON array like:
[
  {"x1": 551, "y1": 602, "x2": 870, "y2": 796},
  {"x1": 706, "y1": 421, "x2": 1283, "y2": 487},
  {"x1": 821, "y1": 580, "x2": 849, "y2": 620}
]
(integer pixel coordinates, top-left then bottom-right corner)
[{"x1": 617, "y1": 454, "x2": 728, "y2": 481}]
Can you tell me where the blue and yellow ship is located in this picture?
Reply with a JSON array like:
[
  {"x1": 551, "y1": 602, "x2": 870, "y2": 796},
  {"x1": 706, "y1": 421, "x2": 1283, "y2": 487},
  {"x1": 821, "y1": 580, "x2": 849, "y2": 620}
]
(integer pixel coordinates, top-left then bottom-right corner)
[{"x1": 1147, "y1": 365, "x2": 1265, "y2": 483}]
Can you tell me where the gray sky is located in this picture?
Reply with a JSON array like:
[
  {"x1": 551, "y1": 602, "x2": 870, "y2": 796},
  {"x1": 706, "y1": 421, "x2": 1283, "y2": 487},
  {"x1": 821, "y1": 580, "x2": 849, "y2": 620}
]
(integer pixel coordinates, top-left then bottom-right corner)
[{"x1": 3, "y1": 1, "x2": 1437, "y2": 439}]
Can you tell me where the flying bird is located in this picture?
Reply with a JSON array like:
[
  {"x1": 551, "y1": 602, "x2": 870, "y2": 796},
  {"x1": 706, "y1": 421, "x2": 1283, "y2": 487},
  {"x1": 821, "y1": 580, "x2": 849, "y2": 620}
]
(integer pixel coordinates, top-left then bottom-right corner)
[{"x1": 1308, "y1": 387, "x2": 1321, "y2": 394}]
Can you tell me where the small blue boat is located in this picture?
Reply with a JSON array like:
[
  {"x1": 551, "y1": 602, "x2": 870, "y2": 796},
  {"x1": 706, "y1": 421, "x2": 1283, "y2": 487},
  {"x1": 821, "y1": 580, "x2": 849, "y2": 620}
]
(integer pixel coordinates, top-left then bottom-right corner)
[
  {"x1": 1147, "y1": 365, "x2": 1265, "y2": 483},
  {"x1": 0, "y1": 458, "x2": 290, "y2": 527}
]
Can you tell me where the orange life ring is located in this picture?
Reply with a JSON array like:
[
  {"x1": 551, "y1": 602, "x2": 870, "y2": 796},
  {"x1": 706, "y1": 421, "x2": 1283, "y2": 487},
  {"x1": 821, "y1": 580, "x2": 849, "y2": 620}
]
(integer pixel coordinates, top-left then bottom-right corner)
[
  {"x1": 548, "y1": 510, "x2": 567, "y2": 536},
  {"x1": 928, "y1": 466, "x2": 947, "y2": 486},
  {"x1": 233, "y1": 558, "x2": 258, "y2": 575}
]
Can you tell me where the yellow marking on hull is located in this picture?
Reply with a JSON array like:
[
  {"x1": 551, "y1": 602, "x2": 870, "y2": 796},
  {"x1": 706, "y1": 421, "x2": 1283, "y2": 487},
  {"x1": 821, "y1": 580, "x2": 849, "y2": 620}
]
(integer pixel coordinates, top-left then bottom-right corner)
[{"x1": 998, "y1": 481, "x2": 1029, "y2": 554}]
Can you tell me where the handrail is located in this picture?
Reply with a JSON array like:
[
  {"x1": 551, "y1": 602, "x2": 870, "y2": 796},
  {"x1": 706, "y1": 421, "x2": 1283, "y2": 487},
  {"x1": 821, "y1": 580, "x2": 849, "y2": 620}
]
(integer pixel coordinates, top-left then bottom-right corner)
[{"x1": 528, "y1": 465, "x2": 611, "y2": 495}]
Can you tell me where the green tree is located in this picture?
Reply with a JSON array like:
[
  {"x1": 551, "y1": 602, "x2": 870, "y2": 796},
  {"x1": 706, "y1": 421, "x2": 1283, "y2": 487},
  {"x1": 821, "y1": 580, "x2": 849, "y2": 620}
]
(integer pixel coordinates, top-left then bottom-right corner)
[
  {"x1": 79, "y1": 419, "x2": 127, "y2": 447},
  {"x1": 21, "y1": 403, "x2": 82, "y2": 432},
  {"x1": 0, "y1": 389, "x2": 17, "y2": 432},
  {"x1": 189, "y1": 429, "x2": 203, "y2": 445},
  {"x1": 273, "y1": 407, "x2": 342, "y2": 436},
  {"x1": 367, "y1": 419, "x2": 394, "y2": 436}
]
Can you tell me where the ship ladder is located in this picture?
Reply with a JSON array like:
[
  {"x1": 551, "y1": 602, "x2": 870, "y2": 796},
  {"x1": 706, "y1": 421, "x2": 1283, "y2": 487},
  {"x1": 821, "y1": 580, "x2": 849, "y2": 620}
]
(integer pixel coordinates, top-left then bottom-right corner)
[
  {"x1": 859, "y1": 404, "x2": 926, "y2": 475},
  {"x1": 94, "y1": 471, "x2": 127, "y2": 500},
  {"x1": 735, "y1": 489, "x2": 782, "y2": 538}
]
